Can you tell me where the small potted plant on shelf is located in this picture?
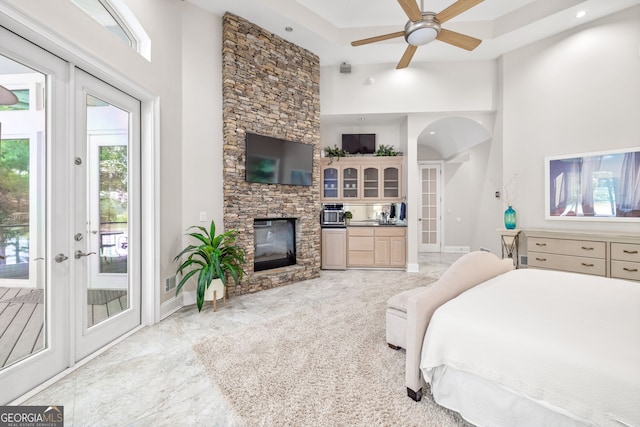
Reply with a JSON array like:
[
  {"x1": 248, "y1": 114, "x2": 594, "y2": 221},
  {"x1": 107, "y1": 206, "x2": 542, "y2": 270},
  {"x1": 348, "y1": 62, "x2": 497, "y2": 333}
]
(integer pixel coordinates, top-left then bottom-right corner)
[
  {"x1": 344, "y1": 211, "x2": 353, "y2": 225},
  {"x1": 374, "y1": 144, "x2": 402, "y2": 156},
  {"x1": 174, "y1": 220, "x2": 245, "y2": 312},
  {"x1": 323, "y1": 144, "x2": 349, "y2": 164}
]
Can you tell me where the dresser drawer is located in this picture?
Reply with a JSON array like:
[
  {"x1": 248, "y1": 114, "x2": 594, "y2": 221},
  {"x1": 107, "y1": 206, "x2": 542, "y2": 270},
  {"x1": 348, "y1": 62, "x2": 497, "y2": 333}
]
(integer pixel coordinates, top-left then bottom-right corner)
[
  {"x1": 527, "y1": 238, "x2": 605, "y2": 259},
  {"x1": 348, "y1": 227, "x2": 374, "y2": 237},
  {"x1": 611, "y1": 243, "x2": 640, "y2": 262},
  {"x1": 611, "y1": 260, "x2": 640, "y2": 282},
  {"x1": 528, "y1": 252, "x2": 606, "y2": 276},
  {"x1": 347, "y1": 251, "x2": 375, "y2": 266}
]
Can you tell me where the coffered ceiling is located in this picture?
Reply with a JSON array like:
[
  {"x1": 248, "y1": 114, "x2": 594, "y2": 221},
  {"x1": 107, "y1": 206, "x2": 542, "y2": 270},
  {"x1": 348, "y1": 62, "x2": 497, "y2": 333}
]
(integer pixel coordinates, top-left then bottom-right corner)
[{"x1": 188, "y1": 0, "x2": 640, "y2": 66}]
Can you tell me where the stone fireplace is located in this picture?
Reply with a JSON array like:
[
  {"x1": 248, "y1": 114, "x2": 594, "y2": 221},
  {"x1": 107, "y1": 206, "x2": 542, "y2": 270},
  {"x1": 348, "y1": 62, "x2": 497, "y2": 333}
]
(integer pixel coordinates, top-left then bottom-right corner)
[
  {"x1": 221, "y1": 13, "x2": 321, "y2": 296},
  {"x1": 253, "y1": 218, "x2": 297, "y2": 271}
]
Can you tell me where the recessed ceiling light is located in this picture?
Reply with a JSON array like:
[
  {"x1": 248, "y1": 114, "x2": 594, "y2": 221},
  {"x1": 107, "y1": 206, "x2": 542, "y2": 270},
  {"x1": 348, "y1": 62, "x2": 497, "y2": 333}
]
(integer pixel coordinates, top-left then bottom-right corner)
[
  {"x1": 429, "y1": 131, "x2": 436, "y2": 135},
  {"x1": 285, "y1": 26, "x2": 293, "y2": 32},
  {"x1": 575, "y1": 10, "x2": 587, "y2": 19}
]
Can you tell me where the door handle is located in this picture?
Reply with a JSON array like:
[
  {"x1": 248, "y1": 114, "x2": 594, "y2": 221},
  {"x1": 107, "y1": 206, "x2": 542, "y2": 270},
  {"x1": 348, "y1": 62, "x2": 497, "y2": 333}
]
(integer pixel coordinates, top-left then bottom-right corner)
[
  {"x1": 54, "y1": 253, "x2": 69, "y2": 263},
  {"x1": 75, "y1": 250, "x2": 96, "y2": 259}
]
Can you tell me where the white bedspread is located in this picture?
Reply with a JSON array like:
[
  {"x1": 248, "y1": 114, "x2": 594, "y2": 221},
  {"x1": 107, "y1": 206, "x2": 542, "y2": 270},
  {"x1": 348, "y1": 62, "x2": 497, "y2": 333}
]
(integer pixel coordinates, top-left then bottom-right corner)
[{"x1": 420, "y1": 268, "x2": 640, "y2": 427}]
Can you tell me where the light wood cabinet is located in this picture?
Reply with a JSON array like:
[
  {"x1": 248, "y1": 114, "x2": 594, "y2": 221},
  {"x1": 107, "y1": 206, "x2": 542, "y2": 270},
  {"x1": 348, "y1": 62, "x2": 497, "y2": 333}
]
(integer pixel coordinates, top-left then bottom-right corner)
[
  {"x1": 320, "y1": 157, "x2": 402, "y2": 202},
  {"x1": 347, "y1": 226, "x2": 406, "y2": 268},
  {"x1": 321, "y1": 228, "x2": 346, "y2": 270},
  {"x1": 525, "y1": 230, "x2": 640, "y2": 282},
  {"x1": 610, "y1": 242, "x2": 640, "y2": 281}
]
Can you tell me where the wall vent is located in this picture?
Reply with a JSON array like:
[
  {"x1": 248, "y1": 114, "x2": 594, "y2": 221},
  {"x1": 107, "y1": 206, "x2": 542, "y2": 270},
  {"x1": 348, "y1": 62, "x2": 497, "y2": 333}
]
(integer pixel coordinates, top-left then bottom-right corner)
[
  {"x1": 165, "y1": 275, "x2": 176, "y2": 292},
  {"x1": 520, "y1": 255, "x2": 528, "y2": 267}
]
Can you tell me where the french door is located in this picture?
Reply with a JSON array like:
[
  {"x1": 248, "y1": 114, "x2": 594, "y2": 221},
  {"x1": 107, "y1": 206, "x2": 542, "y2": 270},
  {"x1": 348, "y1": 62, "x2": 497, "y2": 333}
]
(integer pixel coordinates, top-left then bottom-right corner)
[
  {"x1": 73, "y1": 69, "x2": 141, "y2": 361},
  {"x1": 0, "y1": 28, "x2": 141, "y2": 404},
  {"x1": 419, "y1": 163, "x2": 442, "y2": 252}
]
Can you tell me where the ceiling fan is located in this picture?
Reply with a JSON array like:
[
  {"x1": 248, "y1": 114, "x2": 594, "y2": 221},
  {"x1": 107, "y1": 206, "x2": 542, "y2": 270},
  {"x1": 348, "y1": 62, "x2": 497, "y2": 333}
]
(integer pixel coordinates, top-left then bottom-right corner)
[{"x1": 351, "y1": 0, "x2": 484, "y2": 69}]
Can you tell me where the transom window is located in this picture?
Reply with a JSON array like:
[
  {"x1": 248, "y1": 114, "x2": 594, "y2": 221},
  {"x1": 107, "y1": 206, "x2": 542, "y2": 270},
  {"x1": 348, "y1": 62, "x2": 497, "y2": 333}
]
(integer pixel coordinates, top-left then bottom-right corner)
[{"x1": 70, "y1": 0, "x2": 150, "y2": 60}]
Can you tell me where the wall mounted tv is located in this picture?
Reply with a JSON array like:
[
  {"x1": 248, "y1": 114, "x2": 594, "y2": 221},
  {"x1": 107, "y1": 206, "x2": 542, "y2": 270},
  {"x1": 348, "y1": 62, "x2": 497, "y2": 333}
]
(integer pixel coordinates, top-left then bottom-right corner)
[
  {"x1": 342, "y1": 133, "x2": 376, "y2": 154},
  {"x1": 245, "y1": 132, "x2": 313, "y2": 186}
]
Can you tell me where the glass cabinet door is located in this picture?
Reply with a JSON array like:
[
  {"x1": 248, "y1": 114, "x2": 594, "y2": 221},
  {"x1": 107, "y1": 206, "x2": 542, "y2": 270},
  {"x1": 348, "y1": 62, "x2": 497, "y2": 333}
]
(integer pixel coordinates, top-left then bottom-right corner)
[
  {"x1": 363, "y1": 167, "x2": 379, "y2": 199},
  {"x1": 342, "y1": 167, "x2": 359, "y2": 199},
  {"x1": 322, "y1": 166, "x2": 339, "y2": 199},
  {"x1": 383, "y1": 166, "x2": 400, "y2": 199}
]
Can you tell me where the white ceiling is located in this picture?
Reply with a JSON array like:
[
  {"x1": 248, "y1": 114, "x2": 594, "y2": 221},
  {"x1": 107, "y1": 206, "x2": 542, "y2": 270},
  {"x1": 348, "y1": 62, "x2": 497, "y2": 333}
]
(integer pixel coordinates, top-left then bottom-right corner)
[{"x1": 188, "y1": 0, "x2": 640, "y2": 66}]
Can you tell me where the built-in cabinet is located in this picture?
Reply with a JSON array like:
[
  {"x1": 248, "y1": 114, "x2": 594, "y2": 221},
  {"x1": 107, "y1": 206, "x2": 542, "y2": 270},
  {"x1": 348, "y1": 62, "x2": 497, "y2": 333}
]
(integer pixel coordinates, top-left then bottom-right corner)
[
  {"x1": 321, "y1": 228, "x2": 346, "y2": 270},
  {"x1": 347, "y1": 226, "x2": 406, "y2": 268},
  {"x1": 525, "y1": 230, "x2": 640, "y2": 282},
  {"x1": 320, "y1": 157, "x2": 402, "y2": 202}
]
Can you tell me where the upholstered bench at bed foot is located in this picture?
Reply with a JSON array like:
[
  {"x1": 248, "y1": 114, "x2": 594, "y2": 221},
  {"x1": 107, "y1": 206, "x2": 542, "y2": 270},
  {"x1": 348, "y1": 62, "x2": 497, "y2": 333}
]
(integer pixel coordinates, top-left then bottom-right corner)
[{"x1": 386, "y1": 286, "x2": 430, "y2": 350}]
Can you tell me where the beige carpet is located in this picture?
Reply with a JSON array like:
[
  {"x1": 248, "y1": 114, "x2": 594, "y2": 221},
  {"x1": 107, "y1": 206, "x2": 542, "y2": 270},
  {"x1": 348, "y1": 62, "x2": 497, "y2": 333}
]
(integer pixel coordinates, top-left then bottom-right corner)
[{"x1": 193, "y1": 275, "x2": 473, "y2": 427}]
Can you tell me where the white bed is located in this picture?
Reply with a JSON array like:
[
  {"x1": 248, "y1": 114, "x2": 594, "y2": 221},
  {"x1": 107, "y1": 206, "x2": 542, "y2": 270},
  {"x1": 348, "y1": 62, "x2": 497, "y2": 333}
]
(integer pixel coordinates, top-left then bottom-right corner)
[{"x1": 420, "y1": 268, "x2": 640, "y2": 427}]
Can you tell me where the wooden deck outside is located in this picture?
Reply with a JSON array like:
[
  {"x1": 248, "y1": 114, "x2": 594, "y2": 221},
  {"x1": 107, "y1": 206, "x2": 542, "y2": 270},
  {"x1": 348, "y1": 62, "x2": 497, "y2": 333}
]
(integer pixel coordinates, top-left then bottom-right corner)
[{"x1": 0, "y1": 286, "x2": 128, "y2": 370}]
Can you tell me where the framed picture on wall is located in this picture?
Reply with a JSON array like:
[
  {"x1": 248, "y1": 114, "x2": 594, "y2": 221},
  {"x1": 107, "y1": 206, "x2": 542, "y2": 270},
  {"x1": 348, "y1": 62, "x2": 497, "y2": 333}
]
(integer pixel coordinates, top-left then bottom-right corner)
[{"x1": 545, "y1": 147, "x2": 640, "y2": 221}]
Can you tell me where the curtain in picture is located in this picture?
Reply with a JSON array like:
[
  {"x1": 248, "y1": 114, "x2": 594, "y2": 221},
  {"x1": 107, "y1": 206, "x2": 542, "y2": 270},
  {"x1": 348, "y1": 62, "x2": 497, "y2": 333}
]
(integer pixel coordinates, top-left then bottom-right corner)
[
  {"x1": 580, "y1": 155, "x2": 603, "y2": 216},
  {"x1": 617, "y1": 152, "x2": 640, "y2": 217}
]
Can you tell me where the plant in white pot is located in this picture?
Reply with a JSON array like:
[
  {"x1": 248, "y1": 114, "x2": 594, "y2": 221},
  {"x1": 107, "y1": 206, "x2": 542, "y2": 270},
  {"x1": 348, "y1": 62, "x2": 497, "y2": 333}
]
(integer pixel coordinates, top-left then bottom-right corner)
[{"x1": 174, "y1": 220, "x2": 245, "y2": 312}]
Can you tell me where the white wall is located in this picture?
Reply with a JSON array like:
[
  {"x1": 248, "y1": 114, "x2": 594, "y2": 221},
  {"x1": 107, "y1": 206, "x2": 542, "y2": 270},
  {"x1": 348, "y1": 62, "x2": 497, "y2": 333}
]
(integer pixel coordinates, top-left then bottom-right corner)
[
  {"x1": 502, "y1": 6, "x2": 640, "y2": 235},
  {"x1": 321, "y1": 61, "x2": 496, "y2": 115},
  {"x1": 179, "y1": 4, "x2": 223, "y2": 298}
]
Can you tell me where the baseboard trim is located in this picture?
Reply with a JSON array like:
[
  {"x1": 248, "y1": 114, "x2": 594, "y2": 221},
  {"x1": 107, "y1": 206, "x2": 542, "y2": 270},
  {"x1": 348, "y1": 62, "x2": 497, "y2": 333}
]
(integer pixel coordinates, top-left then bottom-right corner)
[
  {"x1": 443, "y1": 246, "x2": 471, "y2": 253},
  {"x1": 160, "y1": 294, "x2": 183, "y2": 320},
  {"x1": 406, "y1": 263, "x2": 420, "y2": 273}
]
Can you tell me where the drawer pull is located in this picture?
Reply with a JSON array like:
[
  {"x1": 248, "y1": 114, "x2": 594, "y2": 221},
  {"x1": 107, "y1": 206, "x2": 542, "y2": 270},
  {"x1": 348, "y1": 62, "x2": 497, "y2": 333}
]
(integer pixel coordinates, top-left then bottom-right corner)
[
  {"x1": 623, "y1": 250, "x2": 639, "y2": 254},
  {"x1": 623, "y1": 267, "x2": 639, "y2": 272},
  {"x1": 581, "y1": 263, "x2": 595, "y2": 267},
  {"x1": 581, "y1": 246, "x2": 594, "y2": 251},
  {"x1": 535, "y1": 243, "x2": 547, "y2": 247},
  {"x1": 536, "y1": 257, "x2": 547, "y2": 262}
]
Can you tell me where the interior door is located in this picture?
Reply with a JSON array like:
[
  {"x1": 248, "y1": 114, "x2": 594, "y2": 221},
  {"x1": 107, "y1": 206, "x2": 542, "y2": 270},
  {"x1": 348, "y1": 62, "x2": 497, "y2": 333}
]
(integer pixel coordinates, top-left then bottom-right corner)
[
  {"x1": 0, "y1": 30, "x2": 70, "y2": 405},
  {"x1": 419, "y1": 163, "x2": 442, "y2": 252},
  {"x1": 73, "y1": 69, "x2": 141, "y2": 361}
]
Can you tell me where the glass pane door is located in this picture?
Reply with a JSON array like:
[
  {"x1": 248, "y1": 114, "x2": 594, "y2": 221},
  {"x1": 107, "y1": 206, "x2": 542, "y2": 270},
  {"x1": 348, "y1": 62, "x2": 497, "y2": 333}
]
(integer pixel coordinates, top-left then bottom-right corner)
[
  {"x1": 0, "y1": 31, "x2": 71, "y2": 405},
  {"x1": 419, "y1": 164, "x2": 441, "y2": 252},
  {"x1": 74, "y1": 69, "x2": 140, "y2": 361}
]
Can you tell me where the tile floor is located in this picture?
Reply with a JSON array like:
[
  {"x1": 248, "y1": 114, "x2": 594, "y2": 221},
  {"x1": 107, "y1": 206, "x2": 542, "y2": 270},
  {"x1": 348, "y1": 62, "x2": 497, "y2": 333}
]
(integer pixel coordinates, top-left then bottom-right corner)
[{"x1": 20, "y1": 253, "x2": 461, "y2": 426}]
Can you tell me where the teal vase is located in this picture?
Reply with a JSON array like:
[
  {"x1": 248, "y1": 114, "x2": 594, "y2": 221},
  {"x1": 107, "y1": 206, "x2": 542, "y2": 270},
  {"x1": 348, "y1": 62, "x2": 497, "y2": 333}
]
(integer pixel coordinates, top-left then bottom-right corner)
[{"x1": 504, "y1": 206, "x2": 517, "y2": 229}]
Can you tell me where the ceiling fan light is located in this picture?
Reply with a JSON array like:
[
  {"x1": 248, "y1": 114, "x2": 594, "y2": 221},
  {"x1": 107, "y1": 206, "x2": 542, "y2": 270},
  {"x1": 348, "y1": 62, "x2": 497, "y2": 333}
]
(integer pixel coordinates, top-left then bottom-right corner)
[{"x1": 407, "y1": 27, "x2": 438, "y2": 46}]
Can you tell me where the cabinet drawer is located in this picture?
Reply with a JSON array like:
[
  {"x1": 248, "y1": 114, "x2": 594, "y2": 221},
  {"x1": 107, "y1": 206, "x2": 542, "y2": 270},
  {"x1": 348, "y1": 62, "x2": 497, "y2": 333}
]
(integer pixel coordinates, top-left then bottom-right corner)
[
  {"x1": 528, "y1": 252, "x2": 606, "y2": 276},
  {"x1": 611, "y1": 243, "x2": 640, "y2": 262},
  {"x1": 347, "y1": 251, "x2": 375, "y2": 266},
  {"x1": 527, "y1": 238, "x2": 605, "y2": 259},
  {"x1": 611, "y1": 260, "x2": 640, "y2": 282},
  {"x1": 348, "y1": 236, "x2": 374, "y2": 251},
  {"x1": 374, "y1": 227, "x2": 406, "y2": 237},
  {"x1": 347, "y1": 227, "x2": 374, "y2": 237}
]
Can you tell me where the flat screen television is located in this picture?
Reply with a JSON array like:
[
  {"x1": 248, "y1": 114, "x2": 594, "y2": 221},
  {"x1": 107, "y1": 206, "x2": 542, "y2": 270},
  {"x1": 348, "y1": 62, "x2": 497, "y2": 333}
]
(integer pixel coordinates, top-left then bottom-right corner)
[
  {"x1": 342, "y1": 133, "x2": 376, "y2": 154},
  {"x1": 245, "y1": 132, "x2": 313, "y2": 186}
]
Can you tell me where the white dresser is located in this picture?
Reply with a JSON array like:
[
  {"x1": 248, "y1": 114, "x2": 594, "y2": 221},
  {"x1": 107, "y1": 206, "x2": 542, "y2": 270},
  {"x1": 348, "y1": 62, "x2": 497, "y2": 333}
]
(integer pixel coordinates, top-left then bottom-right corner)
[{"x1": 525, "y1": 229, "x2": 640, "y2": 282}]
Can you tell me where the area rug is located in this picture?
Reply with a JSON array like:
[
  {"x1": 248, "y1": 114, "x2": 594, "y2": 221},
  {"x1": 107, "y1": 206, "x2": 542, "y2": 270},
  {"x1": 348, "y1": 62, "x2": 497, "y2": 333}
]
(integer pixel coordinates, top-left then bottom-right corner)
[{"x1": 193, "y1": 276, "x2": 473, "y2": 427}]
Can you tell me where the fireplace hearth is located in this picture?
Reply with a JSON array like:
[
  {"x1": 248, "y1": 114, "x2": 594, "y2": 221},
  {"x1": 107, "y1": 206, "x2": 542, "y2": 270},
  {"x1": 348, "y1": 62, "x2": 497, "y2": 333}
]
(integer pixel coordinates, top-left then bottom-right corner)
[{"x1": 253, "y1": 218, "x2": 297, "y2": 272}]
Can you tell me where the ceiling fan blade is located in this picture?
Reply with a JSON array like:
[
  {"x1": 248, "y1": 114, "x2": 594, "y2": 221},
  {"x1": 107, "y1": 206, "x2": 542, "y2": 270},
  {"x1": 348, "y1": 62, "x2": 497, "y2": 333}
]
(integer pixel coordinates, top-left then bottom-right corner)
[
  {"x1": 351, "y1": 31, "x2": 404, "y2": 46},
  {"x1": 397, "y1": 45, "x2": 418, "y2": 69},
  {"x1": 397, "y1": 0, "x2": 423, "y2": 22},
  {"x1": 436, "y1": 28, "x2": 482, "y2": 51},
  {"x1": 436, "y1": 0, "x2": 484, "y2": 24}
]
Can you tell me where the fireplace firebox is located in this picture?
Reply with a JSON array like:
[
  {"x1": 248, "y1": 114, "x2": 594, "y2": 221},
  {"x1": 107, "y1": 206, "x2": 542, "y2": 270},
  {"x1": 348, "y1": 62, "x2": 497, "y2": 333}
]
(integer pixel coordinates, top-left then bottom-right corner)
[{"x1": 253, "y1": 218, "x2": 296, "y2": 271}]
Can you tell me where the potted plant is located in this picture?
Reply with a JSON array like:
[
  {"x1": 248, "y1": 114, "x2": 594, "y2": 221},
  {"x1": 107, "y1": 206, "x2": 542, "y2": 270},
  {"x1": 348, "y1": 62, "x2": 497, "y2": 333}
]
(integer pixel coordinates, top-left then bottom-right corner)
[
  {"x1": 374, "y1": 144, "x2": 402, "y2": 156},
  {"x1": 323, "y1": 144, "x2": 348, "y2": 164},
  {"x1": 344, "y1": 211, "x2": 353, "y2": 225},
  {"x1": 174, "y1": 220, "x2": 246, "y2": 312}
]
